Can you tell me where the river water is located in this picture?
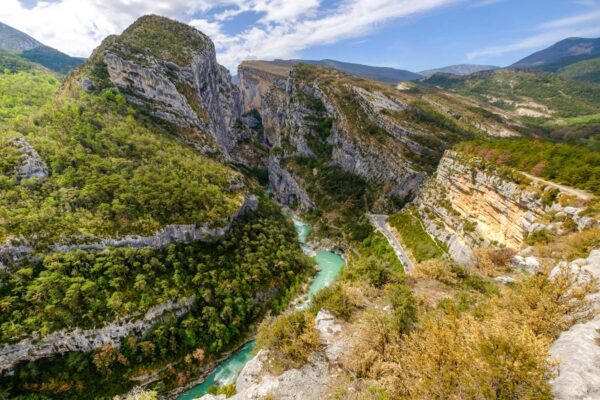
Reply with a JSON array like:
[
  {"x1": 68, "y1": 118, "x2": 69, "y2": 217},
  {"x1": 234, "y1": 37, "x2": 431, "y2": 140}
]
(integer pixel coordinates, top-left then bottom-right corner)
[{"x1": 177, "y1": 218, "x2": 345, "y2": 400}]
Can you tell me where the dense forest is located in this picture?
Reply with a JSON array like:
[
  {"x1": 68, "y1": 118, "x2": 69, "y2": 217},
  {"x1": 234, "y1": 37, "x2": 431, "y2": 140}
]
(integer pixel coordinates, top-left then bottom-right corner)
[
  {"x1": 0, "y1": 66, "x2": 60, "y2": 123},
  {"x1": 1, "y1": 200, "x2": 313, "y2": 398},
  {"x1": 1, "y1": 86, "x2": 243, "y2": 249}
]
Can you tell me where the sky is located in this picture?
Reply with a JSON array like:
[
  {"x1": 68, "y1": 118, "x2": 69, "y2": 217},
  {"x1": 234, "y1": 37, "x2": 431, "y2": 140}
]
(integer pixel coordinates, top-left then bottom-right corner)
[{"x1": 2, "y1": 0, "x2": 600, "y2": 72}]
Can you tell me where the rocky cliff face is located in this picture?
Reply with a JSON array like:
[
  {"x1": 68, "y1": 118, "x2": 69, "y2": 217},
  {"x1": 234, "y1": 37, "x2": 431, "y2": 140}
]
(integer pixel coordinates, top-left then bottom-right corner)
[
  {"x1": 0, "y1": 296, "x2": 195, "y2": 372},
  {"x1": 238, "y1": 62, "x2": 437, "y2": 209},
  {"x1": 550, "y1": 249, "x2": 600, "y2": 400},
  {"x1": 415, "y1": 150, "x2": 589, "y2": 264},
  {"x1": 82, "y1": 15, "x2": 243, "y2": 158}
]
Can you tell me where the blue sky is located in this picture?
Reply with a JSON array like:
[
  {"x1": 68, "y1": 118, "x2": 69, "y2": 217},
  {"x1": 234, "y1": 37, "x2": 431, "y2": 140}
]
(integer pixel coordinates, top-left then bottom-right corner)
[{"x1": 2, "y1": 0, "x2": 600, "y2": 72}]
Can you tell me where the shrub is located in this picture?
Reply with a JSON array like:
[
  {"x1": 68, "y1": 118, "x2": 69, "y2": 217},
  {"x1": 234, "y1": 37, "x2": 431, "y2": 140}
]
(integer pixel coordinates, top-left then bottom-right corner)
[
  {"x1": 310, "y1": 284, "x2": 356, "y2": 320},
  {"x1": 256, "y1": 311, "x2": 320, "y2": 373},
  {"x1": 344, "y1": 256, "x2": 403, "y2": 288},
  {"x1": 472, "y1": 247, "x2": 515, "y2": 276},
  {"x1": 387, "y1": 284, "x2": 417, "y2": 335}
]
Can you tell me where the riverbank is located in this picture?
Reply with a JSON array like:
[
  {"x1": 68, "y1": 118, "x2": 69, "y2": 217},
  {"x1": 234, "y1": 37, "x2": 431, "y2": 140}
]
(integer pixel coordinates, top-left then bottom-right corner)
[{"x1": 172, "y1": 214, "x2": 346, "y2": 399}]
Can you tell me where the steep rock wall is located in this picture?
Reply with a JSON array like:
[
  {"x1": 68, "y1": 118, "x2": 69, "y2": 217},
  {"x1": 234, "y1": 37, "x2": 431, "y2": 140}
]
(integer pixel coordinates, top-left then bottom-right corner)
[
  {"x1": 416, "y1": 151, "x2": 547, "y2": 264},
  {"x1": 99, "y1": 32, "x2": 242, "y2": 158},
  {"x1": 238, "y1": 62, "x2": 428, "y2": 207},
  {"x1": 0, "y1": 296, "x2": 195, "y2": 372},
  {"x1": 0, "y1": 194, "x2": 258, "y2": 269}
]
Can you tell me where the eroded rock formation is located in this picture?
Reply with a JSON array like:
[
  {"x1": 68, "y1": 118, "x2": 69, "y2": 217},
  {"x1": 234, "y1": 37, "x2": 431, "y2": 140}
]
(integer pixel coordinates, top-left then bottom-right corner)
[
  {"x1": 416, "y1": 151, "x2": 549, "y2": 264},
  {"x1": 0, "y1": 296, "x2": 195, "y2": 372}
]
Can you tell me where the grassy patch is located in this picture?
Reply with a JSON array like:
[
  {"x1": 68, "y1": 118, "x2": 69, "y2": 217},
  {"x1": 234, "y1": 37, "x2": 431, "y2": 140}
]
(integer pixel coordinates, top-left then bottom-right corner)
[
  {"x1": 388, "y1": 208, "x2": 447, "y2": 263},
  {"x1": 561, "y1": 113, "x2": 600, "y2": 125}
]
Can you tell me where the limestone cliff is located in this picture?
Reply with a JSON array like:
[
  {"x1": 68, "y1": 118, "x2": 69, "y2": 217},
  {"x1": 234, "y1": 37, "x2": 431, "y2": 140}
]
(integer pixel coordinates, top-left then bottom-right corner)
[
  {"x1": 0, "y1": 296, "x2": 195, "y2": 372},
  {"x1": 415, "y1": 150, "x2": 591, "y2": 264},
  {"x1": 79, "y1": 15, "x2": 243, "y2": 158},
  {"x1": 237, "y1": 61, "x2": 514, "y2": 211}
]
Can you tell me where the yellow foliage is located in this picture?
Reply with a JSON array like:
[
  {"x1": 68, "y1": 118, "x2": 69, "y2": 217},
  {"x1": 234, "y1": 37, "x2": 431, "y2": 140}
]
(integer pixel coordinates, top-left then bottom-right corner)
[
  {"x1": 471, "y1": 247, "x2": 515, "y2": 277},
  {"x1": 352, "y1": 259, "x2": 597, "y2": 399},
  {"x1": 256, "y1": 310, "x2": 320, "y2": 374},
  {"x1": 414, "y1": 259, "x2": 459, "y2": 285}
]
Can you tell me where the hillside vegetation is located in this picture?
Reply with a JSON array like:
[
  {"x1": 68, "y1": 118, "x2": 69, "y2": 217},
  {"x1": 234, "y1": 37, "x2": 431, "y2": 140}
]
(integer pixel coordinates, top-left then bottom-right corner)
[
  {"x1": 0, "y1": 87, "x2": 242, "y2": 248},
  {"x1": 457, "y1": 138, "x2": 600, "y2": 195},
  {"x1": 0, "y1": 67, "x2": 60, "y2": 123},
  {"x1": 424, "y1": 69, "x2": 600, "y2": 118},
  {"x1": 558, "y1": 56, "x2": 600, "y2": 84},
  {"x1": 1, "y1": 201, "x2": 312, "y2": 398}
]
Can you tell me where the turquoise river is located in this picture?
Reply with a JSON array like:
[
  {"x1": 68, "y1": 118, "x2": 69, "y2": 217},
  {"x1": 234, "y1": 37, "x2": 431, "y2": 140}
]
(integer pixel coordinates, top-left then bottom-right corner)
[{"x1": 177, "y1": 218, "x2": 345, "y2": 400}]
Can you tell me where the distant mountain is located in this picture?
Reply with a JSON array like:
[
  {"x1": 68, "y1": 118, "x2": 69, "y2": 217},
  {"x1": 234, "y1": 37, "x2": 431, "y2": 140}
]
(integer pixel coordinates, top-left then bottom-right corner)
[
  {"x1": 510, "y1": 37, "x2": 600, "y2": 72},
  {"x1": 419, "y1": 64, "x2": 499, "y2": 77},
  {"x1": 0, "y1": 21, "x2": 40, "y2": 52},
  {"x1": 274, "y1": 58, "x2": 423, "y2": 83},
  {"x1": 0, "y1": 21, "x2": 84, "y2": 74}
]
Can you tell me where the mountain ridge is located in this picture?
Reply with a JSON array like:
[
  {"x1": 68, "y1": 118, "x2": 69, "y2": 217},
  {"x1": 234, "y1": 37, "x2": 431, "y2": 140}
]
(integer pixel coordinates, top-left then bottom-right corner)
[
  {"x1": 271, "y1": 58, "x2": 423, "y2": 83},
  {"x1": 510, "y1": 36, "x2": 600, "y2": 72},
  {"x1": 419, "y1": 63, "x2": 499, "y2": 77},
  {"x1": 0, "y1": 21, "x2": 84, "y2": 74}
]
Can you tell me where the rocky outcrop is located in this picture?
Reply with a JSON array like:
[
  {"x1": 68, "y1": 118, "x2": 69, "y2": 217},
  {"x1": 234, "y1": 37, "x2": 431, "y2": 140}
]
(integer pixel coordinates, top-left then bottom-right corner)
[
  {"x1": 100, "y1": 20, "x2": 243, "y2": 158},
  {"x1": 415, "y1": 150, "x2": 596, "y2": 264},
  {"x1": 0, "y1": 296, "x2": 195, "y2": 372},
  {"x1": 416, "y1": 151, "x2": 548, "y2": 264},
  {"x1": 330, "y1": 129, "x2": 425, "y2": 199},
  {"x1": 550, "y1": 249, "x2": 600, "y2": 400},
  {"x1": 0, "y1": 194, "x2": 258, "y2": 269},
  {"x1": 268, "y1": 157, "x2": 314, "y2": 210},
  {"x1": 238, "y1": 61, "x2": 290, "y2": 148},
  {"x1": 206, "y1": 310, "x2": 343, "y2": 400},
  {"x1": 238, "y1": 61, "x2": 429, "y2": 205},
  {"x1": 104, "y1": 52, "x2": 202, "y2": 129},
  {"x1": 9, "y1": 136, "x2": 48, "y2": 180}
]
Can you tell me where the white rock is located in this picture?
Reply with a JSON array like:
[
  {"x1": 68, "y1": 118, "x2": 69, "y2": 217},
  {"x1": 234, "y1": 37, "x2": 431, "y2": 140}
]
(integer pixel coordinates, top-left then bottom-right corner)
[
  {"x1": 494, "y1": 276, "x2": 516, "y2": 284},
  {"x1": 315, "y1": 310, "x2": 343, "y2": 362},
  {"x1": 551, "y1": 249, "x2": 600, "y2": 399}
]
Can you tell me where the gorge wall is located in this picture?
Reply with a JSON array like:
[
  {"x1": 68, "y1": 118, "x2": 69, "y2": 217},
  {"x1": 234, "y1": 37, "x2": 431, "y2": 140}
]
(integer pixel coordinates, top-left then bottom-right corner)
[
  {"x1": 237, "y1": 61, "x2": 434, "y2": 209},
  {"x1": 415, "y1": 150, "x2": 593, "y2": 265},
  {"x1": 80, "y1": 15, "x2": 245, "y2": 159}
]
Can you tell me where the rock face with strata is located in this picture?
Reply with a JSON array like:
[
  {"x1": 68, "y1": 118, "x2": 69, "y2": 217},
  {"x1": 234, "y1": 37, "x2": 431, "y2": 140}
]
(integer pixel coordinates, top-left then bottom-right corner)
[
  {"x1": 238, "y1": 61, "x2": 432, "y2": 208},
  {"x1": 414, "y1": 150, "x2": 597, "y2": 265},
  {"x1": 97, "y1": 16, "x2": 243, "y2": 158},
  {"x1": 0, "y1": 296, "x2": 195, "y2": 372},
  {"x1": 416, "y1": 151, "x2": 549, "y2": 264}
]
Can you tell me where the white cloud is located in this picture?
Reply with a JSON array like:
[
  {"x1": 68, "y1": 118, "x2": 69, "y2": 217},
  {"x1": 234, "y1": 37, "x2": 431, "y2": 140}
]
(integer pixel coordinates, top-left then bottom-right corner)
[
  {"x1": 469, "y1": 0, "x2": 504, "y2": 8},
  {"x1": 539, "y1": 9, "x2": 600, "y2": 29},
  {"x1": 214, "y1": 0, "x2": 461, "y2": 69},
  {"x1": 0, "y1": 0, "x2": 459, "y2": 70},
  {"x1": 467, "y1": 8, "x2": 600, "y2": 60}
]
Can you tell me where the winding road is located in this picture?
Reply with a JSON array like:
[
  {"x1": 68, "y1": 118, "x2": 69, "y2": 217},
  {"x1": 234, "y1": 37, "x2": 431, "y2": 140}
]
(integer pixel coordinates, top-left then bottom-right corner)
[{"x1": 366, "y1": 214, "x2": 414, "y2": 274}]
